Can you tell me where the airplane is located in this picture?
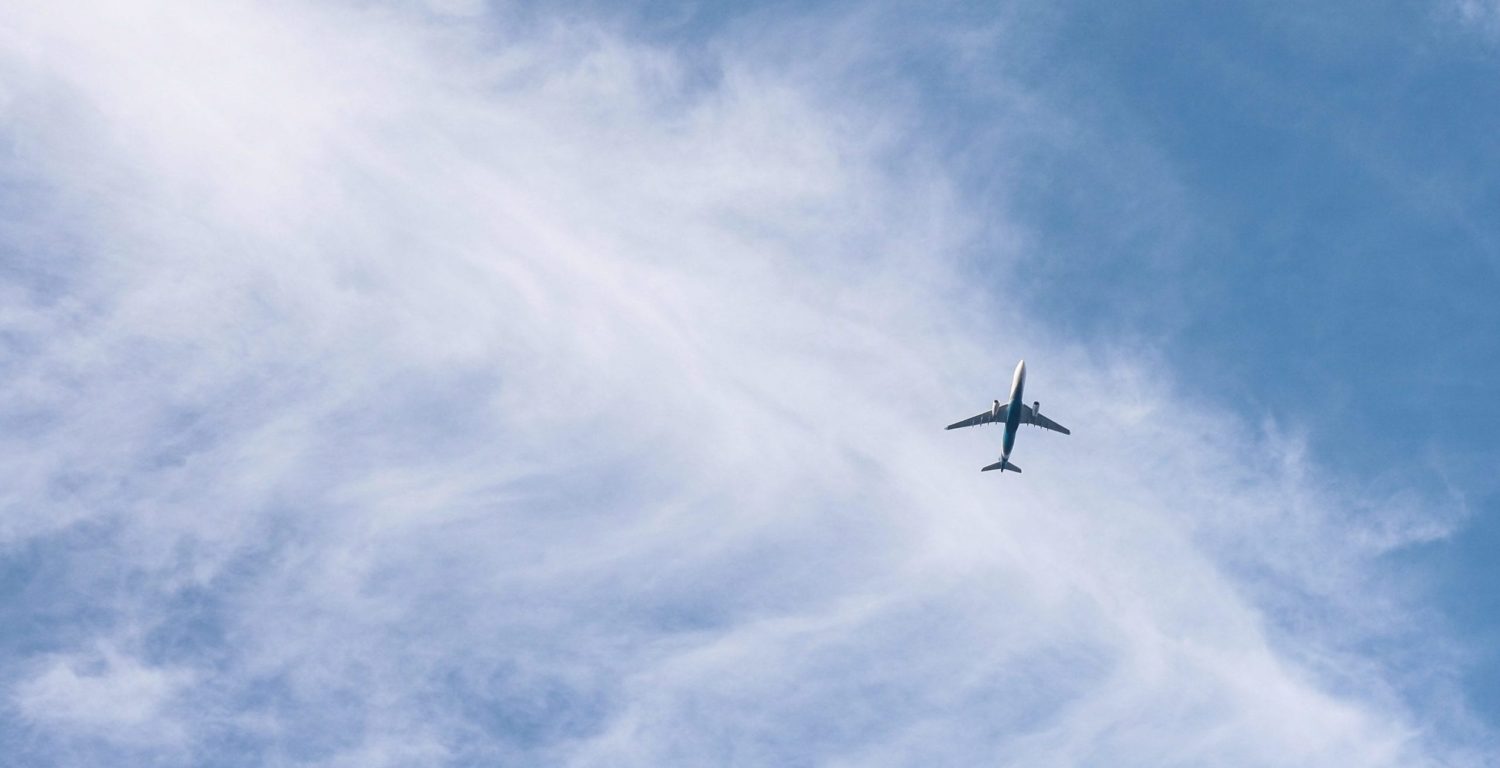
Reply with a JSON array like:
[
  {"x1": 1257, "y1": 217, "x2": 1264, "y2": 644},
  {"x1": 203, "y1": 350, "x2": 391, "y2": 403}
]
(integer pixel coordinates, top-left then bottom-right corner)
[{"x1": 945, "y1": 359, "x2": 1069, "y2": 473}]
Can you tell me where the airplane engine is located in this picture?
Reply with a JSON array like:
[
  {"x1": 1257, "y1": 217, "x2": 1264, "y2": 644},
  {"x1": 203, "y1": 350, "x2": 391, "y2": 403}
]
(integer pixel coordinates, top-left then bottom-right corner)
[
  {"x1": 992, "y1": 399, "x2": 1001, "y2": 418},
  {"x1": 1033, "y1": 401, "x2": 1040, "y2": 416}
]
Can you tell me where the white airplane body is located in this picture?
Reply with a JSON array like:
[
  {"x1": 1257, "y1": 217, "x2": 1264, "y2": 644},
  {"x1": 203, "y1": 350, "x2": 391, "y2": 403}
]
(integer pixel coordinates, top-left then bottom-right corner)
[{"x1": 945, "y1": 360, "x2": 1070, "y2": 473}]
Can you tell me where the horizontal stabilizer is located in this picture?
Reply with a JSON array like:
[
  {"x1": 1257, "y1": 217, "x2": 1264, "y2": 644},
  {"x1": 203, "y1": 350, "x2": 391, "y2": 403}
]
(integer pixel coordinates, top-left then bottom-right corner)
[{"x1": 980, "y1": 459, "x2": 1022, "y2": 473}]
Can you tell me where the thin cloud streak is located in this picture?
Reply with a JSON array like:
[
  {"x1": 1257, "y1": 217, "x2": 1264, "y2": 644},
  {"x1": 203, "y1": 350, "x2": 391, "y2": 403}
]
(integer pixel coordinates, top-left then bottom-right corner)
[{"x1": 0, "y1": 1, "x2": 1479, "y2": 765}]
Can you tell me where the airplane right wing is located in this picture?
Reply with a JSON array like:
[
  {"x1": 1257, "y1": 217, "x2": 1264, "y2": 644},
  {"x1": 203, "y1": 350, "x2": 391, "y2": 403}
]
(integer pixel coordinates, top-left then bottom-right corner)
[
  {"x1": 946, "y1": 405, "x2": 1007, "y2": 430},
  {"x1": 1022, "y1": 405, "x2": 1071, "y2": 435}
]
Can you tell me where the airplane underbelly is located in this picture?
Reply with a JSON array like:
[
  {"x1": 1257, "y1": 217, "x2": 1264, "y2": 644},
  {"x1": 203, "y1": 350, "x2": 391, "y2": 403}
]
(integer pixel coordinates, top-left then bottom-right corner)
[{"x1": 1002, "y1": 394, "x2": 1023, "y2": 453}]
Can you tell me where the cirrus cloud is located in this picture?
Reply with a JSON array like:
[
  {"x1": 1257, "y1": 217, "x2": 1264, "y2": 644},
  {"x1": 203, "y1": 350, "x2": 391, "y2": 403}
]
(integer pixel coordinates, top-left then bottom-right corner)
[{"x1": 0, "y1": 1, "x2": 1481, "y2": 766}]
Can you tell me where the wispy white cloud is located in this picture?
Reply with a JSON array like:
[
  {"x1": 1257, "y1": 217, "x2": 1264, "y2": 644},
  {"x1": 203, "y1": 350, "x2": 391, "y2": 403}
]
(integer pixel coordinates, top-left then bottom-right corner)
[
  {"x1": 14, "y1": 645, "x2": 193, "y2": 744},
  {"x1": 1454, "y1": 0, "x2": 1500, "y2": 31},
  {"x1": 0, "y1": 1, "x2": 1481, "y2": 765}
]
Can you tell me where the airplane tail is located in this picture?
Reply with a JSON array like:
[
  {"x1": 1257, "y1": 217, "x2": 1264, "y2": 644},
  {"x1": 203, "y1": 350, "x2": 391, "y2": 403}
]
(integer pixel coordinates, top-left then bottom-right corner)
[{"x1": 981, "y1": 458, "x2": 1022, "y2": 473}]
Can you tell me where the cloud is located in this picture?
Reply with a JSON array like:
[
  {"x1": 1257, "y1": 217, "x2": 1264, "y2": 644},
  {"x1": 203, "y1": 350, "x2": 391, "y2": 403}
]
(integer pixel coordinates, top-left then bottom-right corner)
[
  {"x1": 1455, "y1": 0, "x2": 1500, "y2": 29},
  {"x1": 0, "y1": 1, "x2": 1482, "y2": 765},
  {"x1": 14, "y1": 646, "x2": 192, "y2": 743}
]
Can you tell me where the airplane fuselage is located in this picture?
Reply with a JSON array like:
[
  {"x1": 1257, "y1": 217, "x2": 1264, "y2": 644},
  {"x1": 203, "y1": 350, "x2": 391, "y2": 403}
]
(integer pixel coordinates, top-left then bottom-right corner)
[{"x1": 1002, "y1": 359, "x2": 1026, "y2": 460}]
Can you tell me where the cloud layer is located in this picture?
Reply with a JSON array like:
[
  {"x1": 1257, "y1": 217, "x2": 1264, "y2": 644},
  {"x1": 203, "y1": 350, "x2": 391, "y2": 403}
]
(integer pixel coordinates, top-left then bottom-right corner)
[{"x1": 0, "y1": 1, "x2": 1480, "y2": 765}]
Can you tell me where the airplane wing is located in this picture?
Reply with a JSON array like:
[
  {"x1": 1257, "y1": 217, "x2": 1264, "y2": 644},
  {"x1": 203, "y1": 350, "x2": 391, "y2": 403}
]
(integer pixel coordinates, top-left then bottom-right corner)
[
  {"x1": 1021, "y1": 404, "x2": 1071, "y2": 435},
  {"x1": 946, "y1": 405, "x2": 1007, "y2": 430}
]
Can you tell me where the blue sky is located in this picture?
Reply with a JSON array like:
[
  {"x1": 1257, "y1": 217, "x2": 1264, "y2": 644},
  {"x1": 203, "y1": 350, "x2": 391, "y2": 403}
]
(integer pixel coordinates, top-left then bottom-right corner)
[
  {"x1": 621, "y1": 0, "x2": 1500, "y2": 728},
  {"x1": 1, "y1": 0, "x2": 1498, "y2": 765},
  {"x1": 939, "y1": 0, "x2": 1500, "y2": 718}
]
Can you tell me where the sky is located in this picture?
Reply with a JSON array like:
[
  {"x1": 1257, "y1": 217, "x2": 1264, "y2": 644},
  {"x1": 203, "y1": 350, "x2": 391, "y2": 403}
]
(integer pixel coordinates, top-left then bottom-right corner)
[{"x1": 1, "y1": 0, "x2": 1498, "y2": 766}]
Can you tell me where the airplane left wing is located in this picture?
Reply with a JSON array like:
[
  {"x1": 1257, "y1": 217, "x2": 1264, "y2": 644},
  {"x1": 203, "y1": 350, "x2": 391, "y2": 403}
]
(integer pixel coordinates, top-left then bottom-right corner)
[
  {"x1": 946, "y1": 405, "x2": 1007, "y2": 430},
  {"x1": 1021, "y1": 404, "x2": 1070, "y2": 435}
]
